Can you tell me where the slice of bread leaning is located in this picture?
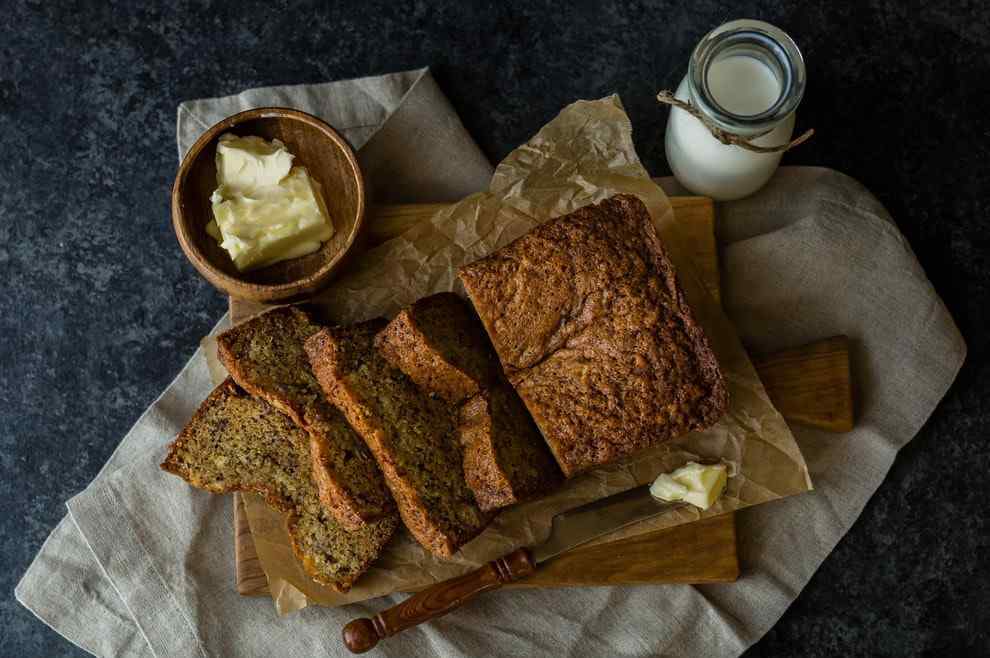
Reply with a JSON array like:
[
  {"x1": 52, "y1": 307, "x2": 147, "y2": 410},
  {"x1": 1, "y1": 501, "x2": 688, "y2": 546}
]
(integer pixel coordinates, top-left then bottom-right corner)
[
  {"x1": 376, "y1": 293, "x2": 563, "y2": 511},
  {"x1": 216, "y1": 306, "x2": 393, "y2": 530},
  {"x1": 305, "y1": 320, "x2": 492, "y2": 558},
  {"x1": 458, "y1": 383, "x2": 563, "y2": 512},
  {"x1": 161, "y1": 379, "x2": 397, "y2": 593},
  {"x1": 374, "y1": 292, "x2": 501, "y2": 404}
]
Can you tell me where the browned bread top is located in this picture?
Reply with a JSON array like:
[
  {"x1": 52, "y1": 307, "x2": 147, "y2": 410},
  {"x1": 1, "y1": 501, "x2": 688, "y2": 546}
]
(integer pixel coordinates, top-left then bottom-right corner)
[
  {"x1": 161, "y1": 379, "x2": 397, "y2": 592},
  {"x1": 458, "y1": 195, "x2": 728, "y2": 477},
  {"x1": 374, "y1": 292, "x2": 501, "y2": 404},
  {"x1": 458, "y1": 383, "x2": 563, "y2": 512},
  {"x1": 305, "y1": 321, "x2": 492, "y2": 558},
  {"x1": 215, "y1": 306, "x2": 394, "y2": 529}
]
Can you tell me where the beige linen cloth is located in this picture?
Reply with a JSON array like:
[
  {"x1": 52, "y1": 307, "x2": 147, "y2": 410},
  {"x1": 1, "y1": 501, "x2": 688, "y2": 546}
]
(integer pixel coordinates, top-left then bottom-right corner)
[{"x1": 16, "y1": 67, "x2": 965, "y2": 657}]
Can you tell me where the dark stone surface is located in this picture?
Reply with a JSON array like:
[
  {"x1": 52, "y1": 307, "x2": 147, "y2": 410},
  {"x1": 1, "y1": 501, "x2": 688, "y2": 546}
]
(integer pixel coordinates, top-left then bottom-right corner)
[{"x1": 1, "y1": 1, "x2": 987, "y2": 656}]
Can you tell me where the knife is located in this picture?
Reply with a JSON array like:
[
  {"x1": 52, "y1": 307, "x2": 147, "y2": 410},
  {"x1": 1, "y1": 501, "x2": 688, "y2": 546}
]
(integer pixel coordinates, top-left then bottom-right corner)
[{"x1": 342, "y1": 485, "x2": 684, "y2": 653}]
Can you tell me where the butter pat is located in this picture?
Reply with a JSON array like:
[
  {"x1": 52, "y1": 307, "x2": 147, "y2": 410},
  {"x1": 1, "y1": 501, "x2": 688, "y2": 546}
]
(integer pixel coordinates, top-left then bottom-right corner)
[
  {"x1": 216, "y1": 134, "x2": 294, "y2": 193},
  {"x1": 650, "y1": 461, "x2": 727, "y2": 510},
  {"x1": 208, "y1": 133, "x2": 333, "y2": 272}
]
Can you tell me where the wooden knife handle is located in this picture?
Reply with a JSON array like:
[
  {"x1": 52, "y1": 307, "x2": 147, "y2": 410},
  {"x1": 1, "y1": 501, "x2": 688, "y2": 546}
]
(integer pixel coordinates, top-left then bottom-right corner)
[{"x1": 342, "y1": 548, "x2": 535, "y2": 653}]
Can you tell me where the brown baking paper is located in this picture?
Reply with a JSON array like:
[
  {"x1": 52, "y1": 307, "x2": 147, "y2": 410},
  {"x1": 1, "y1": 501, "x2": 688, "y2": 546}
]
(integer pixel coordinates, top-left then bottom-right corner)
[{"x1": 217, "y1": 95, "x2": 811, "y2": 613}]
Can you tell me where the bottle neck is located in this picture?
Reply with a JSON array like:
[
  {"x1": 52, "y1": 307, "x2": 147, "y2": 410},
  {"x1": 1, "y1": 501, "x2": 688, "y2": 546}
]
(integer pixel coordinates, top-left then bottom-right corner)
[{"x1": 686, "y1": 20, "x2": 805, "y2": 138}]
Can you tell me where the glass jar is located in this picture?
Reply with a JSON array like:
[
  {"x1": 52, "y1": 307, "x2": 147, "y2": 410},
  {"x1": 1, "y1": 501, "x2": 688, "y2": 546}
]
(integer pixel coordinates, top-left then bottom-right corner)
[{"x1": 665, "y1": 19, "x2": 806, "y2": 201}]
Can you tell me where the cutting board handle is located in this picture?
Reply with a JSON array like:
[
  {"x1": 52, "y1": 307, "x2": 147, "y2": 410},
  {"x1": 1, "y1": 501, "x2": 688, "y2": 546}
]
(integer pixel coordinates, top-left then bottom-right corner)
[{"x1": 343, "y1": 548, "x2": 535, "y2": 653}]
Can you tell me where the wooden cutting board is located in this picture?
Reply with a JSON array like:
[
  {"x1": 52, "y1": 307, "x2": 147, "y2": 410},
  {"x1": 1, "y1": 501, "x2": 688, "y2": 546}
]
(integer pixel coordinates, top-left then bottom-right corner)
[{"x1": 229, "y1": 197, "x2": 853, "y2": 597}]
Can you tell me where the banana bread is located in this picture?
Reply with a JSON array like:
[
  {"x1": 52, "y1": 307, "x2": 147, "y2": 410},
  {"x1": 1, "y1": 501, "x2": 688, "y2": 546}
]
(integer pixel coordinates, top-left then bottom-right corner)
[
  {"x1": 378, "y1": 293, "x2": 562, "y2": 510},
  {"x1": 374, "y1": 292, "x2": 501, "y2": 403},
  {"x1": 161, "y1": 379, "x2": 397, "y2": 592},
  {"x1": 304, "y1": 321, "x2": 491, "y2": 557},
  {"x1": 458, "y1": 383, "x2": 563, "y2": 511},
  {"x1": 216, "y1": 306, "x2": 393, "y2": 529},
  {"x1": 458, "y1": 194, "x2": 728, "y2": 477}
]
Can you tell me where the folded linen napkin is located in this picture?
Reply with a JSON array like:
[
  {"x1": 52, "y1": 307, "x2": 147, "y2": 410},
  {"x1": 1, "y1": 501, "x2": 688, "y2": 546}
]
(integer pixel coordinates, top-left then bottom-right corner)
[{"x1": 17, "y1": 67, "x2": 964, "y2": 657}]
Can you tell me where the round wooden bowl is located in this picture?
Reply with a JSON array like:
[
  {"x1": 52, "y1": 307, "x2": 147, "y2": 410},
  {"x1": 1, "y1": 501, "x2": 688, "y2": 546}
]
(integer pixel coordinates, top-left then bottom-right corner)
[{"x1": 172, "y1": 107, "x2": 365, "y2": 303}]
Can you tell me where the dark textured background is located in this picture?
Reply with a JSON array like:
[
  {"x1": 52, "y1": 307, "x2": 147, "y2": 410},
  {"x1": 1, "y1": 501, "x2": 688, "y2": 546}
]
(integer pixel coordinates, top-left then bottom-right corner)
[{"x1": 2, "y1": 1, "x2": 988, "y2": 656}]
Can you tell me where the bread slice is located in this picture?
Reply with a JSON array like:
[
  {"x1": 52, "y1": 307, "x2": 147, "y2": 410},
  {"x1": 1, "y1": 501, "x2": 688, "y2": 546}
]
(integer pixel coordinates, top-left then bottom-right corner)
[
  {"x1": 216, "y1": 306, "x2": 393, "y2": 529},
  {"x1": 459, "y1": 383, "x2": 563, "y2": 511},
  {"x1": 374, "y1": 293, "x2": 501, "y2": 403},
  {"x1": 161, "y1": 379, "x2": 397, "y2": 592},
  {"x1": 216, "y1": 306, "x2": 324, "y2": 425},
  {"x1": 305, "y1": 321, "x2": 491, "y2": 557},
  {"x1": 459, "y1": 195, "x2": 728, "y2": 477},
  {"x1": 377, "y1": 293, "x2": 561, "y2": 511}
]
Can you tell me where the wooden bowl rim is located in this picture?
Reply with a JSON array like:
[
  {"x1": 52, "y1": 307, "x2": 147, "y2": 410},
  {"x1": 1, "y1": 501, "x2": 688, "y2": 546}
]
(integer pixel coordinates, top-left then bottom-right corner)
[{"x1": 171, "y1": 106, "x2": 366, "y2": 297}]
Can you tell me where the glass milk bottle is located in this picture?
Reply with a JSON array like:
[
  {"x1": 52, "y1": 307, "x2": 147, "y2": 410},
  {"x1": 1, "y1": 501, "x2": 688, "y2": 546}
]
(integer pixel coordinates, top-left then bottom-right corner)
[{"x1": 664, "y1": 20, "x2": 807, "y2": 201}]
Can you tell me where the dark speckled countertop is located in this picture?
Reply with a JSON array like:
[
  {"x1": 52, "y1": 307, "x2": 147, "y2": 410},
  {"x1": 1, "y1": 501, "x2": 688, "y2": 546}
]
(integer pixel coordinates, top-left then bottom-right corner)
[{"x1": 2, "y1": 1, "x2": 988, "y2": 656}]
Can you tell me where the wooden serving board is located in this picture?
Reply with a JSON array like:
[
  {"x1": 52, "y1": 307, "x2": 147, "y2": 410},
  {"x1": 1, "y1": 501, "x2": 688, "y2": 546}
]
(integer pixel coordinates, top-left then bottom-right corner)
[{"x1": 229, "y1": 198, "x2": 854, "y2": 597}]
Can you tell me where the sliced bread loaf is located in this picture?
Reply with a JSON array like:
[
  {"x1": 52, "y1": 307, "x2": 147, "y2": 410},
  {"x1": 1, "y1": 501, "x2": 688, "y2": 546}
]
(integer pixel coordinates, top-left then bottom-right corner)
[
  {"x1": 374, "y1": 292, "x2": 500, "y2": 403},
  {"x1": 161, "y1": 379, "x2": 397, "y2": 592},
  {"x1": 458, "y1": 383, "x2": 563, "y2": 511},
  {"x1": 458, "y1": 195, "x2": 728, "y2": 476},
  {"x1": 305, "y1": 321, "x2": 491, "y2": 557},
  {"x1": 216, "y1": 306, "x2": 393, "y2": 529}
]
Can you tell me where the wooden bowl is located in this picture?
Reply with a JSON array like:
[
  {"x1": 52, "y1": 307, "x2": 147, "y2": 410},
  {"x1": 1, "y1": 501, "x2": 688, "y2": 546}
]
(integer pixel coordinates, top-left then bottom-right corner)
[{"x1": 172, "y1": 107, "x2": 365, "y2": 303}]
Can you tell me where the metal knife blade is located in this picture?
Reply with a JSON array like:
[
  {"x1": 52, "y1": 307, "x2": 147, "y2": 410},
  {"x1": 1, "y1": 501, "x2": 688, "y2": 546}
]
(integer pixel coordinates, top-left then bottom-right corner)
[{"x1": 530, "y1": 485, "x2": 685, "y2": 564}]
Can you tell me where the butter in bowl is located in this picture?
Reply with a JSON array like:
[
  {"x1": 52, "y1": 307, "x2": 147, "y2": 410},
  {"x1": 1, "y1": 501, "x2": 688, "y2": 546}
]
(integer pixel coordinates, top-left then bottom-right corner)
[
  {"x1": 172, "y1": 108, "x2": 365, "y2": 303},
  {"x1": 207, "y1": 134, "x2": 335, "y2": 273}
]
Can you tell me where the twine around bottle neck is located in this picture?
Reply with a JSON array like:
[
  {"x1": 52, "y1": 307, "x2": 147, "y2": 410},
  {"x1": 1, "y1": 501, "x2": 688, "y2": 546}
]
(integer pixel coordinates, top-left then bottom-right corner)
[{"x1": 657, "y1": 90, "x2": 814, "y2": 153}]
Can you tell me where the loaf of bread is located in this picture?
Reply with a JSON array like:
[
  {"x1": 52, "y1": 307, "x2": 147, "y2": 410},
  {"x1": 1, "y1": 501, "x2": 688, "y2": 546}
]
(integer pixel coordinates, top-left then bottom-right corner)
[
  {"x1": 161, "y1": 379, "x2": 397, "y2": 592},
  {"x1": 459, "y1": 383, "x2": 563, "y2": 511},
  {"x1": 305, "y1": 320, "x2": 491, "y2": 557},
  {"x1": 216, "y1": 306, "x2": 393, "y2": 530},
  {"x1": 374, "y1": 292, "x2": 501, "y2": 403},
  {"x1": 458, "y1": 194, "x2": 728, "y2": 477}
]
